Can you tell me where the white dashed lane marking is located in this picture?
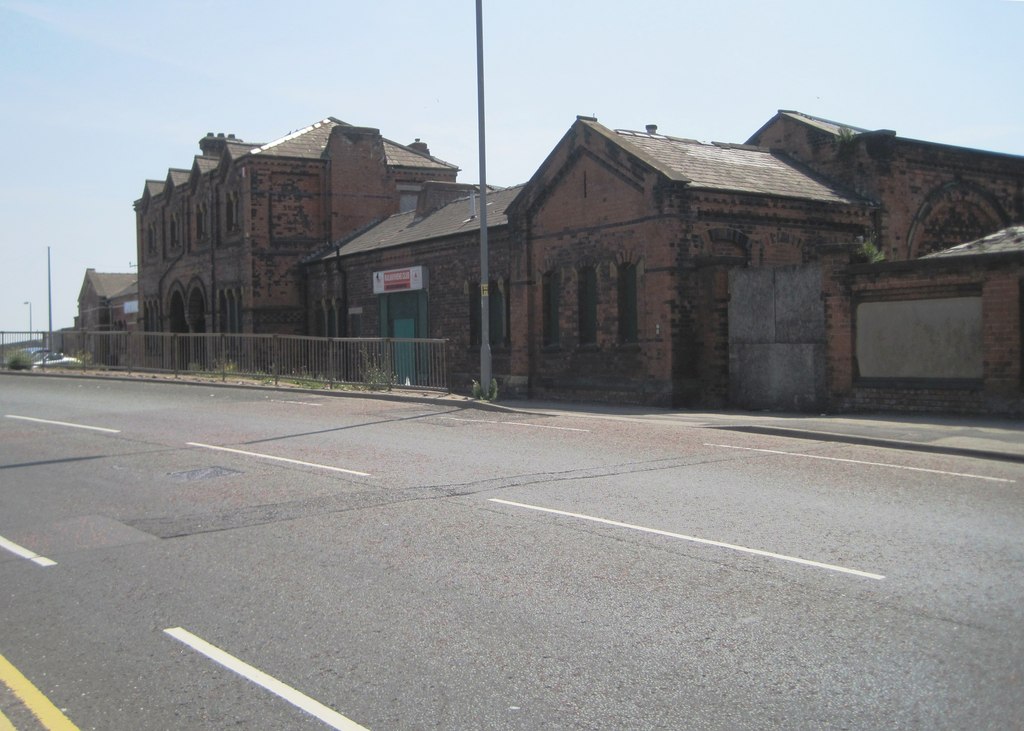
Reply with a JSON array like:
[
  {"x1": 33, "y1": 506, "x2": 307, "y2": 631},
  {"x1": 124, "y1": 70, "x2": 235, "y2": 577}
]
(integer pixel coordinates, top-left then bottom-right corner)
[
  {"x1": 187, "y1": 442, "x2": 371, "y2": 477},
  {"x1": 490, "y1": 498, "x2": 885, "y2": 580},
  {"x1": 0, "y1": 535, "x2": 56, "y2": 567},
  {"x1": 439, "y1": 416, "x2": 589, "y2": 432},
  {"x1": 5, "y1": 414, "x2": 121, "y2": 434},
  {"x1": 705, "y1": 443, "x2": 1016, "y2": 483},
  {"x1": 165, "y1": 627, "x2": 370, "y2": 730}
]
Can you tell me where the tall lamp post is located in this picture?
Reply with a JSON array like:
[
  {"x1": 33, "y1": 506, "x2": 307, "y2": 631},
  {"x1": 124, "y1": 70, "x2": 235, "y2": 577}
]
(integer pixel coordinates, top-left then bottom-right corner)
[
  {"x1": 23, "y1": 301, "x2": 32, "y2": 334},
  {"x1": 47, "y1": 246, "x2": 53, "y2": 351},
  {"x1": 476, "y1": 0, "x2": 491, "y2": 391}
]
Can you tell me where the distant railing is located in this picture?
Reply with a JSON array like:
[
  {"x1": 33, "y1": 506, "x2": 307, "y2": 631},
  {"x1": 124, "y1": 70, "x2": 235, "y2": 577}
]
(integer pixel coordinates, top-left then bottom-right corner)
[{"x1": 0, "y1": 331, "x2": 450, "y2": 392}]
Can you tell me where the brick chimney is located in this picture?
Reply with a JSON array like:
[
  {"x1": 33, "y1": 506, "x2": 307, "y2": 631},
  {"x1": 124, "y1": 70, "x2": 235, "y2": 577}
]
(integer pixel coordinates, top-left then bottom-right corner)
[
  {"x1": 414, "y1": 181, "x2": 480, "y2": 220},
  {"x1": 408, "y1": 138, "x2": 431, "y2": 156},
  {"x1": 198, "y1": 132, "x2": 240, "y2": 157}
]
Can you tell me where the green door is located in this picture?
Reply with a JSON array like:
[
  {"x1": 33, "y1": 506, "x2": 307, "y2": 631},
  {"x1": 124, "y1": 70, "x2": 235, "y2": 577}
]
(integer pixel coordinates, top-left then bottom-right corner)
[
  {"x1": 393, "y1": 317, "x2": 416, "y2": 385},
  {"x1": 379, "y1": 290, "x2": 426, "y2": 386}
]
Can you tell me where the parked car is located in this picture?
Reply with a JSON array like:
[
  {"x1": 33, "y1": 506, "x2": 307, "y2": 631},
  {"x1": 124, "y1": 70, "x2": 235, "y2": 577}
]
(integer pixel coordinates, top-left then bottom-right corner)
[{"x1": 32, "y1": 352, "x2": 82, "y2": 369}]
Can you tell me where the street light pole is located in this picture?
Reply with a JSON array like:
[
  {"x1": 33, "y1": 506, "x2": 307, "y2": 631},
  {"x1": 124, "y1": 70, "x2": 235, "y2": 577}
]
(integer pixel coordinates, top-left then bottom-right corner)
[
  {"x1": 23, "y1": 301, "x2": 32, "y2": 334},
  {"x1": 47, "y1": 246, "x2": 53, "y2": 350},
  {"x1": 476, "y1": 0, "x2": 491, "y2": 392}
]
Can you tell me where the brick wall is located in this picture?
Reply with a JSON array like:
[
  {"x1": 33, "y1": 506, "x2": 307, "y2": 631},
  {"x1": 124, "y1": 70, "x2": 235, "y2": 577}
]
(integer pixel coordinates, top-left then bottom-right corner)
[
  {"x1": 509, "y1": 125, "x2": 680, "y2": 405},
  {"x1": 823, "y1": 251, "x2": 1023, "y2": 415},
  {"x1": 751, "y1": 115, "x2": 1024, "y2": 260},
  {"x1": 136, "y1": 154, "x2": 259, "y2": 334},
  {"x1": 306, "y1": 227, "x2": 513, "y2": 395},
  {"x1": 507, "y1": 118, "x2": 875, "y2": 407},
  {"x1": 136, "y1": 125, "x2": 458, "y2": 337}
]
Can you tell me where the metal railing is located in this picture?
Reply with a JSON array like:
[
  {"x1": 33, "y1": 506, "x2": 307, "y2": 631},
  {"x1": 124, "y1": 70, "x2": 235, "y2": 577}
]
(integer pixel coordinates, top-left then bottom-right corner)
[{"x1": 0, "y1": 331, "x2": 450, "y2": 392}]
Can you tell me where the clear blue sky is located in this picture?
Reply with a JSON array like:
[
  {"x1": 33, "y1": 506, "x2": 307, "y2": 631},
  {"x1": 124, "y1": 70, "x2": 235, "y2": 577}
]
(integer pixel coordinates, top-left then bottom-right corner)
[{"x1": 1, "y1": 0, "x2": 1021, "y2": 332}]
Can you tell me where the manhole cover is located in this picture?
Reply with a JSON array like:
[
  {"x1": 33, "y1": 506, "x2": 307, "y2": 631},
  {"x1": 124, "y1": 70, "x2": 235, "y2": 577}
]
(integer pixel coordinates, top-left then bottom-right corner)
[{"x1": 169, "y1": 466, "x2": 243, "y2": 482}]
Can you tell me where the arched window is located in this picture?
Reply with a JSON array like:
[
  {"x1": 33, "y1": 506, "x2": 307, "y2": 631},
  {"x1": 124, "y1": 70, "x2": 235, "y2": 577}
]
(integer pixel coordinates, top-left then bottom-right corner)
[
  {"x1": 169, "y1": 213, "x2": 180, "y2": 248},
  {"x1": 542, "y1": 271, "x2": 560, "y2": 347},
  {"x1": 225, "y1": 192, "x2": 240, "y2": 232},
  {"x1": 578, "y1": 266, "x2": 597, "y2": 346},
  {"x1": 469, "y1": 280, "x2": 509, "y2": 347},
  {"x1": 618, "y1": 262, "x2": 638, "y2": 344},
  {"x1": 327, "y1": 299, "x2": 339, "y2": 338},
  {"x1": 196, "y1": 203, "x2": 207, "y2": 240}
]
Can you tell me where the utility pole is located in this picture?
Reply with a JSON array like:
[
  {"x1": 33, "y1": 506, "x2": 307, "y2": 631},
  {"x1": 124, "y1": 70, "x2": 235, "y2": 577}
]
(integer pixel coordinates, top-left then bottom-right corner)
[
  {"x1": 476, "y1": 0, "x2": 491, "y2": 391},
  {"x1": 47, "y1": 246, "x2": 53, "y2": 350}
]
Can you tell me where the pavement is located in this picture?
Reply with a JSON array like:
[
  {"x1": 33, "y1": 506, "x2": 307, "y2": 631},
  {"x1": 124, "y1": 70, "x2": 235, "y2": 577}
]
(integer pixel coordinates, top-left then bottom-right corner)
[
  {"x1": 481, "y1": 399, "x2": 1024, "y2": 464},
  {"x1": 6, "y1": 369, "x2": 1024, "y2": 463}
]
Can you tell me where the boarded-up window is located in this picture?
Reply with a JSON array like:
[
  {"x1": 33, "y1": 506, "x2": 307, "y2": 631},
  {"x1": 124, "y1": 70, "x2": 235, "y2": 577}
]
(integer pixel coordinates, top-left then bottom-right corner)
[{"x1": 856, "y1": 297, "x2": 982, "y2": 379}]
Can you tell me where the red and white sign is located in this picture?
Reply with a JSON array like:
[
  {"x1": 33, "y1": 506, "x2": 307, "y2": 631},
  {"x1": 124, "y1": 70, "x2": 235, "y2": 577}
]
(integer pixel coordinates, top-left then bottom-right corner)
[{"x1": 373, "y1": 266, "x2": 426, "y2": 294}]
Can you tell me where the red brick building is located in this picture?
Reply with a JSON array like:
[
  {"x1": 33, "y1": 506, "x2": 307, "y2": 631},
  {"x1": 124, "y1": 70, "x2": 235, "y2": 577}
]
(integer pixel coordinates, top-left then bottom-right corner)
[
  {"x1": 305, "y1": 182, "x2": 521, "y2": 389},
  {"x1": 134, "y1": 118, "x2": 458, "y2": 335},
  {"x1": 135, "y1": 110, "x2": 1022, "y2": 413},
  {"x1": 504, "y1": 116, "x2": 876, "y2": 406},
  {"x1": 823, "y1": 226, "x2": 1024, "y2": 415},
  {"x1": 76, "y1": 269, "x2": 138, "y2": 332},
  {"x1": 305, "y1": 112, "x2": 1023, "y2": 413},
  {"x1": 748, "y1": 111, "x2": 1024, "y2": 259}
]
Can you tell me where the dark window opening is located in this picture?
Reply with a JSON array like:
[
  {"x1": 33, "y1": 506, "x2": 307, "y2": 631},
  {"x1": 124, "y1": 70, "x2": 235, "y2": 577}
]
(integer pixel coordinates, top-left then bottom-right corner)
[
  {"x1": 469, "y1": 281, "x2": 509, "y2": 347},
  {"x1": 542, "y1": 271, "x2": 560, "y2": 347},
  {"x1": 348, "y1": 311, "x2": 362, "y2": 337},
  {"x1": 225, "y1": 192, "x2": 239, "y2": 233},
  {"x1": 618, "y1": 262, "x2": 638, "y2": 343},
  {"x1": 196, "y1": 204, "x2": 206, "y2": 240},
  {"x1": 578, "y1": 266, "x2": 597, "y2": 345}
]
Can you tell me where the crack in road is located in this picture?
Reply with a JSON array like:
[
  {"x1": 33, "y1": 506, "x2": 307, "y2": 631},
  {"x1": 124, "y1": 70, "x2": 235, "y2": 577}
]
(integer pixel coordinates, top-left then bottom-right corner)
[{"x1": 122, "y1": 452, "x2": 746, "y2": 539}]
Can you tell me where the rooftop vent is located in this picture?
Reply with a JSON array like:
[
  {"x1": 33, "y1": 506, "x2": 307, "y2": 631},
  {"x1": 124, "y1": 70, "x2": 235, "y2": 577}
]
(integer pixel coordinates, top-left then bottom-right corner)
[{"x1": 646, "y1": 124, "x2": 658, "y2": 135}]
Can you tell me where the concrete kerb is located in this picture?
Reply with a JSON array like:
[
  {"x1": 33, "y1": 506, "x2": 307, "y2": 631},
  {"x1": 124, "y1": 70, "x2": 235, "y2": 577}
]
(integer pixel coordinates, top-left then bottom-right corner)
[
  {"x1": 703, "y1": 424, "x2": 1024, "y2": 465},
  {"x1": 0, "y1": 369, "x2": 508, "y2": 413},
  {"x1": 5, "y1": 370, "x2": 1022, "y2": 462}
]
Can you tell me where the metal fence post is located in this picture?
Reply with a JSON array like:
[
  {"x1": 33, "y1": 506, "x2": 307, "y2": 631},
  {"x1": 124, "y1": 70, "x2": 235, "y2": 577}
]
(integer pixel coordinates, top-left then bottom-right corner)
[{"x1": 273, "y1": 334, "x2": 279, "y2": 386}]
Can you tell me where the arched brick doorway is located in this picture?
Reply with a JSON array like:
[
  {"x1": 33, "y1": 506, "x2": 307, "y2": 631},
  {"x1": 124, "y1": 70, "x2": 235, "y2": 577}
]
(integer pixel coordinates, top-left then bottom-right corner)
[
  {"x1": 168, "y1": 290, "x2": 188, "y2": 333},
  {"x1": 187, "y1": 287, "x2": 207, "y2": 333}
]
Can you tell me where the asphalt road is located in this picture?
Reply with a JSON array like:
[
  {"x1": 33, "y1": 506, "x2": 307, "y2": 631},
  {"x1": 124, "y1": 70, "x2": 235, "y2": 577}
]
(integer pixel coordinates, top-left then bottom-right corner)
[{"x1": 1, "y1": 376, "x2": 1022, "y2": 730}]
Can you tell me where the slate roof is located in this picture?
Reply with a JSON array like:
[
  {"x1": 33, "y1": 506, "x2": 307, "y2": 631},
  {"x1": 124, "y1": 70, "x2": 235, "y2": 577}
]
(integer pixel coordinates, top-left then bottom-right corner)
[
  {"x1": 770, "y1": 111, "x2": 869, "y2": 136},
  {"x1": 193, "y1": 156, "x2": 220, "y2": 174},
  {"x1": 612, "y1": 128, "x2": 866, "y2": 204},
  {"x1": 383, "y1": 141, "x2": 457, "y2": 170},
  {"x1": 141, "y1": 117, "x2": 456, "y2": 205},
  {"x1": 249, "y1": 117, "x2": 456, "y2": 170},
  {"x1": 225, "y1": 140, "x2": 260, "y2": 159},
  {"x1": 320, "y1": 186, "x2": 523, "y2": 260},
  {"x1": 922, "y1": 226, "x2": 1024, "y2": 259},
  {"x1": 250, "y1": 118, "x2": 338, "y2": 158},
  {"x1": 166, "y1": 168, "x2": 190, "y2": 187},
  {"x1": 86, "y1": 271, "x2": 137, "y2": 299}
]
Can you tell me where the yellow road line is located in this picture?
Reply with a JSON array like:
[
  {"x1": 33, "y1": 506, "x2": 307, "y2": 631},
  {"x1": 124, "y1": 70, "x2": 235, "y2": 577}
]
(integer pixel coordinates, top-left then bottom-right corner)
[
  {"x1": 0, "y1": 655, "x2": 79, "y2": 731},
  {"x1": 0, "y1": 708, "x2": 18, "y2": 731}
]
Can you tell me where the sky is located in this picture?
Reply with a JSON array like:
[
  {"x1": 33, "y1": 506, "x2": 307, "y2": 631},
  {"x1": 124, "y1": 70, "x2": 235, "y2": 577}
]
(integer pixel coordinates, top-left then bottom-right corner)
[{"x1": 0, "y1": 0, "x2": 1021, "y2": 332}]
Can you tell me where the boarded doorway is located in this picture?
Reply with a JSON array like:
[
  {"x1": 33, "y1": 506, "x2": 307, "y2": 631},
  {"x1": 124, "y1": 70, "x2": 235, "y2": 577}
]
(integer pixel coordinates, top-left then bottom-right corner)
[{"x1": 729, "y1": 265, "x2": 826, "y2": 411}]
